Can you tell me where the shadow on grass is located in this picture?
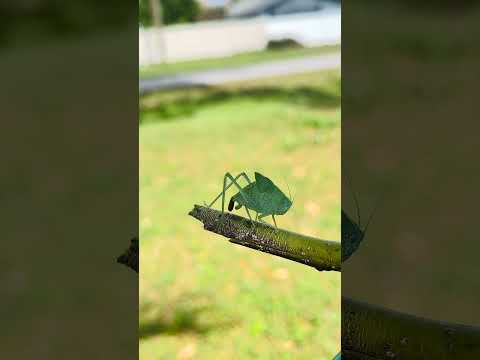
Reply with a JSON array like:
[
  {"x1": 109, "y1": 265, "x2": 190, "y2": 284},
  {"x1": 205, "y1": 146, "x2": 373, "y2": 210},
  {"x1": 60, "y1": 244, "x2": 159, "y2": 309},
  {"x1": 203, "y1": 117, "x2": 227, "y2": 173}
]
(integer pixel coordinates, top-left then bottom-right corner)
[
  {"x1": 139, "y1": 294, "x2": 236, "y2": 339},
  {"x1": 139, "y1": 85, "x2": 340, "y2": 124}
]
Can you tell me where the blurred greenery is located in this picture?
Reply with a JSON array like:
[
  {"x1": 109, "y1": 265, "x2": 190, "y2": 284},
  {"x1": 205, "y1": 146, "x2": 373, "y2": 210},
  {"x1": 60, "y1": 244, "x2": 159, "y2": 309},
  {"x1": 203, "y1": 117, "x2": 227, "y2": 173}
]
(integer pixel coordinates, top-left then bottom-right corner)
[
  {"x1": 139, "y1": 0, "x2": 199, "y2": 27},
  {"x1": 0, "y1": 1, "x2": 134, "y2": 47},
  {"x1": 140, "y1": 44, "x2": 340, "y2": 78},
  {"x1": 140, "y1": 70, "x2": 340, "y2": 359}
]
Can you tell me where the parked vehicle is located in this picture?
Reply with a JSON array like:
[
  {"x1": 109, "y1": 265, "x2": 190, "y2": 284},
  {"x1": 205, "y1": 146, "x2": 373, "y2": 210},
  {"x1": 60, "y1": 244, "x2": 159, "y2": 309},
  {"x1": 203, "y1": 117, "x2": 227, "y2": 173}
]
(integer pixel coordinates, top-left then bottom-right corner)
[
  {"x1": 226, "y1": 0, "x2": 341, "y2": 47},
  {"x1": 226, "y1": 0, "x2": 340, "y2": 18}
]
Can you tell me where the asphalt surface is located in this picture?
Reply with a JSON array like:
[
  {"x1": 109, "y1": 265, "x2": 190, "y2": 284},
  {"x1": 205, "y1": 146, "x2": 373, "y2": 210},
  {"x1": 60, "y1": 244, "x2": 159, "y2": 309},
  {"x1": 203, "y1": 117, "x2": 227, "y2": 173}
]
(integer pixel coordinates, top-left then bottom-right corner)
[{"x1": 139, "y1": 52, "x2": 341, "y2": 94}]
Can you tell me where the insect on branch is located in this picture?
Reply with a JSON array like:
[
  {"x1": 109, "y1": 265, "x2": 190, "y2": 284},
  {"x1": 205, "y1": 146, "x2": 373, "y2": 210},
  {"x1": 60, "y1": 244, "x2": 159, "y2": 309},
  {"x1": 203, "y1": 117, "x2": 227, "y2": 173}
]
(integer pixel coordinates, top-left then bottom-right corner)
[{"x1": 189, "y1": 205, "x2": 341, "y2": 272}]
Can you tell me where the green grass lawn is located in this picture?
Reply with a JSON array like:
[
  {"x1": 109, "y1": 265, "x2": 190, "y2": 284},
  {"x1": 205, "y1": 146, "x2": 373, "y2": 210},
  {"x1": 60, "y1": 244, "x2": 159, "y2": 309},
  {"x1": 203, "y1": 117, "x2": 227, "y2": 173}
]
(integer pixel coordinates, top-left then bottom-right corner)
[
  {"x1": 140, "y1": 44, "x2": 340, "y2": 78},
  {"x1": 140, "y1": 70, "x2": 341, "y2": 359}
]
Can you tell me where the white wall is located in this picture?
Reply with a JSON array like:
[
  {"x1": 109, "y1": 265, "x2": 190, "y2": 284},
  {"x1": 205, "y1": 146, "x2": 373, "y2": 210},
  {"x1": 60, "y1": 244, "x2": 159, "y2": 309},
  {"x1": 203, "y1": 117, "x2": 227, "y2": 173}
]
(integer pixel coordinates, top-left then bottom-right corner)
[{"x1": 140, "y1": 19, "x2": 267, "y2": 66}]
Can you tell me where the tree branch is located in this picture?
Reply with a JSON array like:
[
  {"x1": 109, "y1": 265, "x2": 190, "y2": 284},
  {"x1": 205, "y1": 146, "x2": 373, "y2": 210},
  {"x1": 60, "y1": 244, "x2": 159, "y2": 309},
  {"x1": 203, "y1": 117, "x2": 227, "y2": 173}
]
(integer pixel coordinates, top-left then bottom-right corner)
[
  {"x1": 188, "y1": 205, "x2": 480, "y2": 358},
  {"x1": 343, "y1": 296, "x2": 480, "y2": 359},
  {"x1": 188, "y1": 204, "x2": 341, "y2": 271}
]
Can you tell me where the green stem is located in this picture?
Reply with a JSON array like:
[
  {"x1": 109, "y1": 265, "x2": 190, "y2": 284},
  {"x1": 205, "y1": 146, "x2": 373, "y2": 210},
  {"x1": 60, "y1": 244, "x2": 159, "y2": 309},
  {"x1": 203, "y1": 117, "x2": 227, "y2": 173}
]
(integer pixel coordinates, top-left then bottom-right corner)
[
  {"x1": 343, "y1": 296, "x2": 480, "y2": 359},
  {"x1": 188, "y1": 205, "x2": 340, "y2": 271}
]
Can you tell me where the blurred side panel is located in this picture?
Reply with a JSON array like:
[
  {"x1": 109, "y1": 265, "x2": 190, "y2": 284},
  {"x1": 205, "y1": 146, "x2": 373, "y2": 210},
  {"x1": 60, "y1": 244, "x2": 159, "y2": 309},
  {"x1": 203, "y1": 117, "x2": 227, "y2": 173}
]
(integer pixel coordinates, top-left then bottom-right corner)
[
  {"x1": 343, "y1": 0, "x2": 480, "y2": 357},
  {"x1": 0, "y1": 2, "x2": 138, "y2": 359}
]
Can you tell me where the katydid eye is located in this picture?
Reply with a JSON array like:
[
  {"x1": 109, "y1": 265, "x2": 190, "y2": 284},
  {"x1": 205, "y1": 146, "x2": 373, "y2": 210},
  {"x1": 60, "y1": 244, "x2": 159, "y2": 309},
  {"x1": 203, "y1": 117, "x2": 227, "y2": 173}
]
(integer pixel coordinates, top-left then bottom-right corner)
[{"x1": 228, "y1": 198, "x2": 235, "y2": 211}]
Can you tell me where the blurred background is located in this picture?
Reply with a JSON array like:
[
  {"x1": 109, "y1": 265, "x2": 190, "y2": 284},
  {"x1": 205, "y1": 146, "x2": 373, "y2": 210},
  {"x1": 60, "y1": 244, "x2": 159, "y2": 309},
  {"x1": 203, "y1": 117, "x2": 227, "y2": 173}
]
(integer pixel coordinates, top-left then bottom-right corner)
[
  {"x1": 342, "y1": 0, "x2": 480, "y2": 328},
  {"x1": 139, "y1": 0, "x2": 341, "y2": 359},
  {"x1": 0, "y1": 2, "x2": 138, "y2": 359}
]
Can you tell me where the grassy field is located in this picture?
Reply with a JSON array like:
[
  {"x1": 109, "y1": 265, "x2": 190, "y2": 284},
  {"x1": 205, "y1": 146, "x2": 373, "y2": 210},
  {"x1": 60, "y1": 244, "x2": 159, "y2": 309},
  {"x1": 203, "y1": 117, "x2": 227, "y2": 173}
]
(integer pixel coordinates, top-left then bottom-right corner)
[
  {"x1": 140, "y1": 70, "x2": 341, "y2": 359},
  {"x1": 140, "y1": 44, "x2": 340, "y2": 78}
]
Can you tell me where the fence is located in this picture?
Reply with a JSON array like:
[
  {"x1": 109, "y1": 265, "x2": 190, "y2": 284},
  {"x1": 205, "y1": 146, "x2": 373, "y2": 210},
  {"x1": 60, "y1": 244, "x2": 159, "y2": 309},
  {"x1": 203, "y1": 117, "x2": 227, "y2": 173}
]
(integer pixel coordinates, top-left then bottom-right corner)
[
  {"x1": 140, "y1": 19, "x2": 267, "y2": 66},
  {"x1": 139, "y1": 11, "x2": 341, "y2": 66}
]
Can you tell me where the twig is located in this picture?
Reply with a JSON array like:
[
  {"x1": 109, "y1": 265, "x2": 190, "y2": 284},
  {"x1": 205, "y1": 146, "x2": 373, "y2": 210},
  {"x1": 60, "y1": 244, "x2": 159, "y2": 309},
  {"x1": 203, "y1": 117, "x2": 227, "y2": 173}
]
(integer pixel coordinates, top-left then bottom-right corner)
[
  {"x1": 188, "y1": 205, "x2": 341, "y2": 271},
  {"x1": 188, "y1": 205, "x2": 480, "y2": 357},
  {"x1": 343, "y1": 296, "x2": 480, "y2": 359}
]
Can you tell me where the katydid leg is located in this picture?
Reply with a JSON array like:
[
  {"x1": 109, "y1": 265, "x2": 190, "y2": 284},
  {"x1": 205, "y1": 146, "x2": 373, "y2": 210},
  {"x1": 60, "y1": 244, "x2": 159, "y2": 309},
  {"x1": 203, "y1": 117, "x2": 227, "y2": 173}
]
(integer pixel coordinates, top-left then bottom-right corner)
[
  {"x1": 272, "y1": 215, "x2": 278, "y2": 229},
  {"x1": 258, "y1": 213, "x2": 278, "y2": 230},
  {"x1": 221, "y1": 173, "x2": 256, "y2": 221},
  {"x1": 208, "y1": 172, "x2": 252, "y2": 208}
]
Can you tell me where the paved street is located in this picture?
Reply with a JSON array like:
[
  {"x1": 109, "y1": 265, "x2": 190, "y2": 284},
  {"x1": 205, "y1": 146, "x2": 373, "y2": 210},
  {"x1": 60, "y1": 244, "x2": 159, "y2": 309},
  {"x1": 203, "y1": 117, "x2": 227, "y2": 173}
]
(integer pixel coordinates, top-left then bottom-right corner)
[{"x1": 140, "y1": 52, "x2": 341, "y2": 93}]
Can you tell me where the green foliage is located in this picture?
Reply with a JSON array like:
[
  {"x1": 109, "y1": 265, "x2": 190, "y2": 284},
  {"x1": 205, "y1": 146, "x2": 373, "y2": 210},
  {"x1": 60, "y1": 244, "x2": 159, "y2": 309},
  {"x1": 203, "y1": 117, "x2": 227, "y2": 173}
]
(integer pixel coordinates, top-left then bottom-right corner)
[
  {"x1": 163, "y1": 0, "x2": 199, "y2": 24},
  {"x1": 139, "y1": 0, "x2": 200, "y2": 27},
  {"x1": 139, "y1": 0, "x2": 153, "y2": 27},
  {"x1": 139, "y1": 70, "x2": 341, "y2": 124}
]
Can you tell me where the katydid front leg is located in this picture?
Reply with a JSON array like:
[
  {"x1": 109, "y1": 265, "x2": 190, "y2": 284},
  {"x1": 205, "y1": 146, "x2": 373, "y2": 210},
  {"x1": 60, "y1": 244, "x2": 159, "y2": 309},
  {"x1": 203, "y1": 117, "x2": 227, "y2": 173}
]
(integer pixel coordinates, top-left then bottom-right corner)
[
  {"x1": 208, "y1": 172, "x2": 254, "y2": 221},
  {"x1": 220, "y1": 173, "x2": 255, "y2": 221},
  {"x1": 207, "y1": 172, "x2": 251, "y2": 208}
]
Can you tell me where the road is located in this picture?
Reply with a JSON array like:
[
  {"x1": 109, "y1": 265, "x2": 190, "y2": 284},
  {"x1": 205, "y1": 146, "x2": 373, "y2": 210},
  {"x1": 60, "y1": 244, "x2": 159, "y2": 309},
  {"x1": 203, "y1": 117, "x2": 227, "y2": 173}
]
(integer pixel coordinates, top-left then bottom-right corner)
[{"x1": 139, "y1": 52, "x2": 340, "y2": 94}]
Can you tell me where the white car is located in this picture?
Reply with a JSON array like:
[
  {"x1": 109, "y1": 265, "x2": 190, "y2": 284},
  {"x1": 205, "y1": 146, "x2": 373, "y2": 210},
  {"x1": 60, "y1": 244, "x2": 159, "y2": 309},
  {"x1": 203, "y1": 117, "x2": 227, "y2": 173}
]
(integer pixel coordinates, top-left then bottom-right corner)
[{"x1": 227, "y1": 0, "x2": 341, "y2": 47}]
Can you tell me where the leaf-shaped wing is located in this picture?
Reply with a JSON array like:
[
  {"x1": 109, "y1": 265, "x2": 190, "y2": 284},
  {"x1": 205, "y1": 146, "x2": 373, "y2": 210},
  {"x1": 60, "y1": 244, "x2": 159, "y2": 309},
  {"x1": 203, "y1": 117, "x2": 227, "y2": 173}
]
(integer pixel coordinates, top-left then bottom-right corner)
[{"x1": 254, "y1": 172, "x2": 275, "y2": 193}]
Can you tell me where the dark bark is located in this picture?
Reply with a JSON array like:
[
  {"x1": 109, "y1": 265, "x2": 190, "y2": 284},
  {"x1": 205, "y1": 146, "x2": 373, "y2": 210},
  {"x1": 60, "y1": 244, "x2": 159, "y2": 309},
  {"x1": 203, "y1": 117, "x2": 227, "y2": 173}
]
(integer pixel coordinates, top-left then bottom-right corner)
[{"x1": 343, "y1": 297, "x2": 480, "y2": 359}]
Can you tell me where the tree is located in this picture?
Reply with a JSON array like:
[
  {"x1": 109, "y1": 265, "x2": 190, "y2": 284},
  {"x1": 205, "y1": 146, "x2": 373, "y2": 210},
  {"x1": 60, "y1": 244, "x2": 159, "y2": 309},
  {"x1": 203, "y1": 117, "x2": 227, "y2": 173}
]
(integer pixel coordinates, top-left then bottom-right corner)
[{"x1": 149, "y1": 0, "x2": 163, "y2": 27}]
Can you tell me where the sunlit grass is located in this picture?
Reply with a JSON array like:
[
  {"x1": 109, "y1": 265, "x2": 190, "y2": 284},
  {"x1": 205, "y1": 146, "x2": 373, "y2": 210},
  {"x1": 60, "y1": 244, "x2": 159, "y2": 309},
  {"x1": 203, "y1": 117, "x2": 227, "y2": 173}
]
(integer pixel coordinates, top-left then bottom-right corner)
[
  {"x1": 140, "y1": 70, "x2": 340, "y2": 359},
  {"x1": 140, "y1": 44, "x2": 340, "y2": 78}
]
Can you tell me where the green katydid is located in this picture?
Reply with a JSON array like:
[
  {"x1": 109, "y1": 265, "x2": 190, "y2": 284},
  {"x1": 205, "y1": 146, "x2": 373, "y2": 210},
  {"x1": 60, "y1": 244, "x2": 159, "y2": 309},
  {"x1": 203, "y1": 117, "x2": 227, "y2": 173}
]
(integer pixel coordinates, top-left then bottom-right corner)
[{"x1": 206, "y1": 172, "x2": 293, "y2": 229}]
